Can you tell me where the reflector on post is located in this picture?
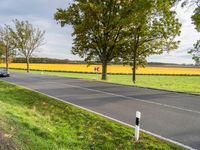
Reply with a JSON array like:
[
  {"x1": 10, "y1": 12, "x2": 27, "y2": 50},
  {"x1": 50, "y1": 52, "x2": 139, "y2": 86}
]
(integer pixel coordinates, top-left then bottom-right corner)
[{"x1": 135, "y1": 111, "x2": 141, "y2": 141}]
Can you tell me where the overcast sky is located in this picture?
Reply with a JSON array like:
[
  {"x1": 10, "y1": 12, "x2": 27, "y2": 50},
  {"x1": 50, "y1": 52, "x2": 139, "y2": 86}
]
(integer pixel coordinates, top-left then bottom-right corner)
[{"x1": 0, "y1": 0, "x2": 199, "y2": 64}]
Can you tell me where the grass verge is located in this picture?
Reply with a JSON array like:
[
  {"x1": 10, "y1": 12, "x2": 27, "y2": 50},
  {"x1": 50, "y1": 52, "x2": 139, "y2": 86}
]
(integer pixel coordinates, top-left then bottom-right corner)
[
  {"x1": 0, "y1": 81, "x2": 184, "y2": 150},
  {"x1": 11, "y1": 69, "x2": 200, "y2": 95}
]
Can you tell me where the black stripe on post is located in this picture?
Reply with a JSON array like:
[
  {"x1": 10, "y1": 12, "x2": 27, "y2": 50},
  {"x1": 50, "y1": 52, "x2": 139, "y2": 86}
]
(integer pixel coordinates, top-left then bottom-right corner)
[{"x1": 136, "y1": 117, "x2": 140, "y2": 126}]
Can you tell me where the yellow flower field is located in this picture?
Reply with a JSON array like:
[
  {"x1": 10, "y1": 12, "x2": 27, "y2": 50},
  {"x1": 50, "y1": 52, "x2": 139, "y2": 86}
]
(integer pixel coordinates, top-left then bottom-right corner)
[{"x1": 0, "y1": 63, "x2": 200, "y2": 75}]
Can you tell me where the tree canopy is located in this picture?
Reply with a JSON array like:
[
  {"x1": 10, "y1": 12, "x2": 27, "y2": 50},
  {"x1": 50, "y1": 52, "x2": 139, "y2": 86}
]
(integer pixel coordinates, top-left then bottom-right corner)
[
  {"x1": 191, "y1": 1, "x2": 200, "y2": 65},
  {"x1": 55, "y1": 0, "x2": 181, "y2": 81},
  {"x1": 182, "y1": 0, "x2": 200, "y2": 64},
  {"x1": 190, "y1": 0, "x2": 200, "y2": 31},
  {"x1": 119, "y1": 0, "x2": 181, "y2": 82},
  {"x1": 9, "y1": 19, "x2": 45, "y2": 72},
  {"x1": 0, "y1": 42, "x2": 5, "y2": 59},
  {"x1": 0, "y1": 26, "x2": 16, "y2": 70},
  {"x1": 189, "y1": 40, "x2": 200, "y2": 64}
]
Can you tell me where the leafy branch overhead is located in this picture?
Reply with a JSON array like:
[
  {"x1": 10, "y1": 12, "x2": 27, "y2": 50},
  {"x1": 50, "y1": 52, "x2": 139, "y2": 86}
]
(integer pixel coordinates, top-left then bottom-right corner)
[
  {"x1": 182, "y1": 0, "x2": 200, "y2": 64},
  {"x1": 0, "y1": 42, "x2": 4, "y2": 57},
  {"x1": 191, "y1": 1, "x2": 200, "y2": 65}
]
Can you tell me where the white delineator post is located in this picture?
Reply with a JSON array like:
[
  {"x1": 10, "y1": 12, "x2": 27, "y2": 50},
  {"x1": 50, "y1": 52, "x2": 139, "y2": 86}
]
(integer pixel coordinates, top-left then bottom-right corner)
[{"x1": 135, "y1": 111, "x2": 141, "y2": 141}]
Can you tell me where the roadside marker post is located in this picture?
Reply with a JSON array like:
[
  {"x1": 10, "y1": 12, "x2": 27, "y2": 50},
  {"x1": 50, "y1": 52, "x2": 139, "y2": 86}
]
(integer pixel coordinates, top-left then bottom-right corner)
[
  {"x1": 135, "y1": 111, "x2": 141, "y2": 141},
  {"x1": 94, "y1": 67, "x2": 100, "y2": 79},
  {"x1": 94, "y1": 66, "x2": 100, "y2": 73}
]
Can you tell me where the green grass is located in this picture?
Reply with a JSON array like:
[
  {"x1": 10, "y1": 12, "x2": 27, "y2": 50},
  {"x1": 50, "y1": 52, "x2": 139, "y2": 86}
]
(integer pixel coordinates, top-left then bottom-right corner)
[
  {"x1": 0, "y1": 81, "x2": 184, "y2": 150},
  {"x1": 11, "y1": 69, "x2": 200, "y2": 95}
]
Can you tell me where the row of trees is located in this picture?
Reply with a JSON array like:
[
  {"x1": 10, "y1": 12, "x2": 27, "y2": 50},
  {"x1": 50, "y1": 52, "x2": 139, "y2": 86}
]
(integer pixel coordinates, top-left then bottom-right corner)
[
  {"x1": 12, "y1": 57, "x2": 70, "y2": 64},
  {"x1": 0, "y1": 19, "x2": 45, "y2": 72},
  {"x1": 54, "y1": 0, "x2": 181, "y2": 82}
]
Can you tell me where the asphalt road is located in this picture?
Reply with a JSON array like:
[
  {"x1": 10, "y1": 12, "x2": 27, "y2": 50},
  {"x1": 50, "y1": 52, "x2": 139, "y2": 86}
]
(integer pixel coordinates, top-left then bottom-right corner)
[{"x1": 1, "y1": 72, "x2": 200, "y2": 149}]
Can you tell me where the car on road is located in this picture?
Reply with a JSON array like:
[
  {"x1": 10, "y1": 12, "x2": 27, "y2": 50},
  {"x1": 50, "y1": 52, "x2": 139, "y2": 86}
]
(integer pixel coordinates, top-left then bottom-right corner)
[{"x1": 0, "y1": 68, "x2": 10, "y2": 77}]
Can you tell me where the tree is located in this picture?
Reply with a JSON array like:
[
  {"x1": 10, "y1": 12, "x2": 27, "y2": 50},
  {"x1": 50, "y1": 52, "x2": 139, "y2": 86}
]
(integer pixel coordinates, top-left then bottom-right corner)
[
  {"x1": 0, "y1": 26, "x2": 16, "y2": 70},
  {"x1": 55, "y1": 0, "x2": 180, "y2": 81},
  {"x1": 55, "y1": 0, "x2": 123, "y2": 80},
  {"x1": 0, "y1": 42, "x2": 5, "y2": 58},
  {"x1": 181, "y1": 0, "x2": 200, "y2": 64},
  {"x1": 120, "y1": 0, "x2": 181, "y2": 83},
  {"x1": 54, "y1": 0, "x2": 139, "y2": 80},
  {"x1": 191, "y1": 1, "x2": 200, "y2": 31},
  {"x1": 0, "y1": 42, "x2": 6, "y2": 63},
  {"x1": 181, "y1": 0, "x2": 200, "y2": 30},
  {"x1": 188, "y1": 40, "x2": 200, "y2": 65},
  {"x1": 190, "y1": 1, "x2": 200, "y2": 64},
  {"x1": 9, "y1": 19, "x2": 45, "y2": 73}
]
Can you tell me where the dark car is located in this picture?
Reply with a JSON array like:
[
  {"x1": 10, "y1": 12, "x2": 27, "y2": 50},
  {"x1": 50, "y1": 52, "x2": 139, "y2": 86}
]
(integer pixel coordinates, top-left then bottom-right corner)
[{"x1": 0, "y1": 68, "x2": 10, "y2": 77}]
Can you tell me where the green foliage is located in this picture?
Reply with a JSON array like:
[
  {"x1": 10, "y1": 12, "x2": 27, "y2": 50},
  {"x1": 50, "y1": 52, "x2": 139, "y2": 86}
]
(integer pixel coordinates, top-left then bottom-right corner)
[
  {"x1": 192, "y1": 5, "x2": 200, "y2": 32},
  {"x1": 55, "y1": 0, "x2": 136, "y2": 80},
  {"x1": 189, "y1": 40, "x2": 200, "y2": 65},
  {"x1": 119, "y1": 0, "x2": 181, "y2": 82},
  {"x1": 0, "y1": 25, "x2": 16, "y2": 67},
  {"x1": 54, "y1": 0, "x2": 181, "y2": 81},
  {"x1": 180, "y1": 0, "x2": 200, "y2": 25},
  {"x1": 0, "y1": 42, "x2": 5, "y2": 58},
  {"x1": 182, "y1": 0, "x2": 200, "y2": 64},
  {"x1": 190, "y1": 1, "x2": 200, "y2": 64},
  {"x1": 10, "y1": 19, "x2": 45, "y2": 59},
  {"x1": 184, "y1": 0, "x2": 200, "y2": 32}
]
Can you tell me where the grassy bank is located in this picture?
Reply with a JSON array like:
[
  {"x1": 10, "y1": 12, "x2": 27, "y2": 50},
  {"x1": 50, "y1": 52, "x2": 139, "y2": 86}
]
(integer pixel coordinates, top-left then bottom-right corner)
[
  {"x1": 0, "y1": 81, "x2": 183, "y2": 150},
  {"x1": 11, "y1": 69, "x2": 200, "y2": 95}
]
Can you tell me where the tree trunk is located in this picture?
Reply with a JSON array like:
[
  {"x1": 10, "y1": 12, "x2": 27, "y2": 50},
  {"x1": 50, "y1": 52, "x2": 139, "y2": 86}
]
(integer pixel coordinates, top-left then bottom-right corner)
[
  {"x1": 5, "y1": 49, "x2": 8, "y2": 71},
  {"x1": 101, "y1": 60, "x2": 107, "y2": 80},
  {"x1": 132, "y1": 51, "x2": 137, "y2": 84},
  {"x1": 26, "y1": 57, "x2": 30, "y2": 73},
  {"x1": 132, "y1": 27, "x2": 141, "y2": 84}
]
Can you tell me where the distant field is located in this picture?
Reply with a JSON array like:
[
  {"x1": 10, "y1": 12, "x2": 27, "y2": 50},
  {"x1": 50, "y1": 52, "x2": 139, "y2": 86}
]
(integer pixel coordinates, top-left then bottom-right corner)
[
  {"x1": 11, "y1": 69, "x2": 200, "y2": 95},
  {"x1": 0, "y1": 81, "x2": 183, "y2": 150},
  {"x1": 0, "y1": 63, "x2": 200, "y2": 75}
]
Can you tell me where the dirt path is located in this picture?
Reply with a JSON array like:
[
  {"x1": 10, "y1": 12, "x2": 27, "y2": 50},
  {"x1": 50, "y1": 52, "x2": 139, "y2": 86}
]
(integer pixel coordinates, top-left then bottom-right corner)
[{"x1": 0, "y1": 130, "x2": 17, "y2": 150}]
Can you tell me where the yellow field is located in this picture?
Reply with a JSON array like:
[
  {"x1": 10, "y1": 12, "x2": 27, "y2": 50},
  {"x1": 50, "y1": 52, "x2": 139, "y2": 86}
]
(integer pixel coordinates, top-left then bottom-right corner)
[{"x1": 0, "y1": 63, "x2": 200, "y2": 75}]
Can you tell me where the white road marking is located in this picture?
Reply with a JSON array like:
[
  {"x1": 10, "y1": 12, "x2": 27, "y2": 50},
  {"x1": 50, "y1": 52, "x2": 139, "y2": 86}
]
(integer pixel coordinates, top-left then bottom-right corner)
[
  {"x1": 4, "y1": 80, "x2": 197, "y2": 150},
  {"x1": 47, "y1": 81, "x2": 200, "y2": 115}
]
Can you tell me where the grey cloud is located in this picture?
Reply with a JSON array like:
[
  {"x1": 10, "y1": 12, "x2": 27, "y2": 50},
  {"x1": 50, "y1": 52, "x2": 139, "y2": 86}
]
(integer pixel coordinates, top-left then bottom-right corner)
[{"x1": 0, "y1": 0, "x2": 68, "y2": 18}]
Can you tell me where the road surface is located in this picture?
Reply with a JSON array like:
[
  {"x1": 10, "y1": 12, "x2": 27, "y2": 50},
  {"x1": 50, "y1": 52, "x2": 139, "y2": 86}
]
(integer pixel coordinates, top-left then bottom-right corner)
[{"x1": 1, "y1": 72, "x2": 200, "y2": 149}]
